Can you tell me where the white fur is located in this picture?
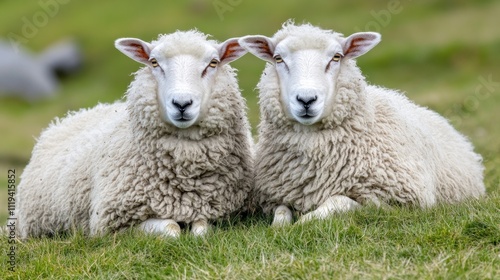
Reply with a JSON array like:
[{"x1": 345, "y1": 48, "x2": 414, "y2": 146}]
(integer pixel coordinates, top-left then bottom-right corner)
[{"x1": 240, "y1": 21, "x2": 485, "y2": 224}]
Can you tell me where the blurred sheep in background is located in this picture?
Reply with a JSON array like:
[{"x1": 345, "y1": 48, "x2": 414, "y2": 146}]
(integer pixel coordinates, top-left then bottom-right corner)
[{"x1": 0, "y1": 38, "x2": 82, "y2": 102}]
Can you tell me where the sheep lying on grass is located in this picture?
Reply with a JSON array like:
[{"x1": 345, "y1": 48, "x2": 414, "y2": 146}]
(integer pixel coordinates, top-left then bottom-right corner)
[
  {"x1": 17, "y1": 30, "x2": 253, "y2": 238},
  {"x1": 239, "y1": 22, "x2": 485, "y2": 225}
]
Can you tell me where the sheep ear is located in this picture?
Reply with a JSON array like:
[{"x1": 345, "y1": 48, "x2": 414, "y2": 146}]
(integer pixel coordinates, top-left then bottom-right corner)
[
  {"x1": 115, "y1": 38, "x2": 153, "y2": 65},
  {"x1": 342, "y1": 32, "x2": 381, "y2": 59},
  {"x1": 218, "y1": 38, "x2": 248, "y2": 65},
  {"x1": 238, "y1": 35, "x2": 275, "y2": 63}
]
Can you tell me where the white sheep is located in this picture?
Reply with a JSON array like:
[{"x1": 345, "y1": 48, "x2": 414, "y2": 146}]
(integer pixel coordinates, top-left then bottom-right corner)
[
  {"x1": 239, "y1": 22, "x2": 485, "y2": 225},
  {"x1": 16, "y1": 30, "x2": 253, "y2": 238}
]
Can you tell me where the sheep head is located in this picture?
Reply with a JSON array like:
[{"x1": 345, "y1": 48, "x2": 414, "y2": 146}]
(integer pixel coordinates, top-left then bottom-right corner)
[
  {"x1": 239, "y1": 24, "x2": 380, "y2": 126},
  {"x1": 115, "y1": 31, "x2": 247, "y2": 129}
]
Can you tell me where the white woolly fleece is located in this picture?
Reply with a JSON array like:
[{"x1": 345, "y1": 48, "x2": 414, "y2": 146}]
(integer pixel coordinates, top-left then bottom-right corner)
[
  {"x1": 252, "y1": 22, "x2": 485, "y2": 214},
  {"x1": 16, "y1": 32, "x2": 254, "y2": 238}
]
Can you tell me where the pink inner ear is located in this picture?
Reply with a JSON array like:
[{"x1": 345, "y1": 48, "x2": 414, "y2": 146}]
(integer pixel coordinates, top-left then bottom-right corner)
[
  {"x1": 129, "y1": 43, "x2": 149, "y2": 60},
  {"x1": 254, "y1": 39, "x2": 272, "y2": 56},
  {"x1": 222, "y1": 42, "x2": 240, "y2": 60},
  {"x1": 344, "y1": 33, "x2": 380, "y2": 58},
  {"x1": 346, "y1": 37, "x2": 365, "y2": 54}
]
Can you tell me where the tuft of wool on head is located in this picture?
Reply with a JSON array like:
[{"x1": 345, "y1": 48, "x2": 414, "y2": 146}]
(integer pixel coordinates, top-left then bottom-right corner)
[
  {"x1": 272, "y1": 20, "x2": 344, "y2": 51},
  {"x1": 151, "y1": 30, "x2": 218, "y2": 58}
]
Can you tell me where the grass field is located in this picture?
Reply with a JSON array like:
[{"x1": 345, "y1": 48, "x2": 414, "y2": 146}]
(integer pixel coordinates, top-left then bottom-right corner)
[{"x1": 1, "y1": 0, "x2": 499, "y2": 278}]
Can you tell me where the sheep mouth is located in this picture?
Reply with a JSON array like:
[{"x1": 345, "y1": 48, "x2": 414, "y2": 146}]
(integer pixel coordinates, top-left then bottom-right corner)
[
  {"x1": 172, "y1": 113, "x2": 194, "y2": 122},
  {"x1": 293, "y1": 110, "x2": 321, "y2": 125},
  {"x1": 174, "y1": 116, "x2": 193, "y2": 122},
  {"x1": 296, "y1": 109, "x2": 318, "y2": 119},
  {"x1": 299, "y1": 113, "x2": 315, "y2": 119},
  {"x1": 170, "y1": 114, "x2": 197, "y2": 129}
]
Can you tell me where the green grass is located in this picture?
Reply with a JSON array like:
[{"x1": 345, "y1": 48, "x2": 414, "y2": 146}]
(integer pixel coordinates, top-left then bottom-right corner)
[
  {"x1": 1, "y1": 0, "x2": 499, "y2": 278},
  {"x1": 2, "y1": 197, "x2": 499, "y2": 279}
]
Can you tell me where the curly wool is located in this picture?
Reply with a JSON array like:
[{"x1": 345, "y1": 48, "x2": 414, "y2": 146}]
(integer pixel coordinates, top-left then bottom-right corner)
[
  {"x1": 16, "y1": 44, "x2": 253, "y2": 238},
  {"x1": 253, "y1": 24, "x2": 485, "y2": 214}
]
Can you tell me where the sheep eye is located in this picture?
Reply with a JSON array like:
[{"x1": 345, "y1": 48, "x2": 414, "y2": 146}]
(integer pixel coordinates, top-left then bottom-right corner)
[
  {"x1": 332, "y1": 53, "x2": 343, "y2": 62},
  {"x1": 150, "y1": 58, "x2": 159, "y2": 68},
  {"x1": 209, "y1": 59, "x2": 219, "y2": 68},
  {"x1": 274, "y1": 55, "x2": 284, "y2": 63}
]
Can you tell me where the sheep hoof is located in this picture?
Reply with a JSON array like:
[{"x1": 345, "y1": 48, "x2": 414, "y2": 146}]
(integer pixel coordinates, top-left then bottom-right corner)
[
  {"x1": 297, "y1": 212, "x2": 317, "y2": 224},
  {"x1": 165, "y1": 222, "x2": 181, "y2": 238},
  {"x1": 191, "y1": 219, "x2": 210, "y2": 236},
  {"x1": 272, "y1": 205, "x2": 293, "y2": 227},
  {"x1": 298, "y1": 195, "x2": 361, "y2": 224},
  {"x1": 139, "y1": 218, "x2": 181, "y2": 238}
]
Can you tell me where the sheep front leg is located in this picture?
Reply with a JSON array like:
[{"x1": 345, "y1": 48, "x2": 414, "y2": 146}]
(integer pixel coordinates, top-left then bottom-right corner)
[
  {"x1": 139, "y1": 218, "x2": 181, "y2": 238},
  {"x1": 298, "y1": 195, "x2": 360, "y2": 223},
  {"x1": 272, "y1": 205, "x2": 293, "y2": 227},
  {"x1": 191, "y1": 219, "x2": 211, "y2": 236}
]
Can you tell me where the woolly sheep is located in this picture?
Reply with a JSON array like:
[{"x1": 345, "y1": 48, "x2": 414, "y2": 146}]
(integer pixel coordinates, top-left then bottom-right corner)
[
  {"x1": 239, "y1": 22, "x2": 485, "y2": 225},
  {"x1": 16, "y1": 30, "x2": 253, "y2": 238}
]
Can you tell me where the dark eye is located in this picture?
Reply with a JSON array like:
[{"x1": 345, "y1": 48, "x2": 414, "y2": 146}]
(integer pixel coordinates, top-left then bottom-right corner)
[
  {"x1": 150, "y1": 58, "x2": 159, "y2": 68},
  {"x1": 209, "y1": 59, "x2": 219, "y2": 68},
  {"x1": 274, "y1": 55, "x2": 284, "y2": 63},
  {"x1": 332, "y1": 53, "x2": 343, "y2": 62}
]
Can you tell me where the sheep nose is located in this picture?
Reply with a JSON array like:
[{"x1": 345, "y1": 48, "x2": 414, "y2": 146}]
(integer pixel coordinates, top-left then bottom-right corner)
[
  {"x1": 296, "y1": 95, "x2": 317, "y2": 109},
  {"x1": 172, "y1": 99, "x2": 193, "y2": 112}
]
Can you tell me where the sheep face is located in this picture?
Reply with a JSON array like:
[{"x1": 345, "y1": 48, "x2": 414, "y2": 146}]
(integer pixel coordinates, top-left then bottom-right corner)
[
  {"x1": 239, "y1": 28, "x2": 381, "y2": 126},
  {"x1": 147, "y1": 51, "x2": 217, "y2": 129},
  {"x1": 115, "y1": 33, "x2": 247, "y2": 129},
  {"x1": 270, "y1": 40, "x2": 340, "y2": 125}
]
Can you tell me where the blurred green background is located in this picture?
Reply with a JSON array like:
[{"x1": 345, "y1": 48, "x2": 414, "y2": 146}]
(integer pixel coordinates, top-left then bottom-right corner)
[{"x1": 0, "y1": 0, "x2": 499, "y2": 223}]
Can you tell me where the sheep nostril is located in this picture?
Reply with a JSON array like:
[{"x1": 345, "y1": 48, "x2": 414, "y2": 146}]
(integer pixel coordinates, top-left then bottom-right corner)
[
  {"x1": 296, "y1": 95, "x2": 317, "y2": 108},
  {"x1": 172, "y1": 99, "x2": 193, "y2": 112}
]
